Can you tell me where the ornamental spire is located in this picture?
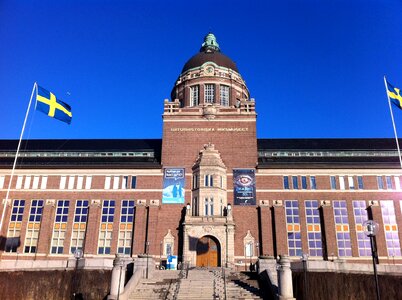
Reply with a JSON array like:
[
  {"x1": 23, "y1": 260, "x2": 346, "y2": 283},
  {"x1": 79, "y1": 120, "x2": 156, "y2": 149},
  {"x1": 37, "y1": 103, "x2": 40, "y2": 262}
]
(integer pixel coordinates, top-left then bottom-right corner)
[{"x1": 200, "y1": 32, "x2": 220, "y2": 52}]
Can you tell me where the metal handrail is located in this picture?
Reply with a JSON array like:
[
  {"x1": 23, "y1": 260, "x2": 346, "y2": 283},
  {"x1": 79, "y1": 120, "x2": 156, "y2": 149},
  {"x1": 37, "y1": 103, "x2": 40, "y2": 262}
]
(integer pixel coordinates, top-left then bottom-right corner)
[{"x1": 223, "y1": 267, "x2": 227, "y2": 300}]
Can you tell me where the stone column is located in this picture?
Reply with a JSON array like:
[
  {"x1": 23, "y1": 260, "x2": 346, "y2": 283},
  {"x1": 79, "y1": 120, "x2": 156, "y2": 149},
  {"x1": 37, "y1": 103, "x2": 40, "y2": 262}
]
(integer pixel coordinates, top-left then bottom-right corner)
[
  {"x1": 258, "y1": 202, "x2": 273, "y2": 256},
  {"x1": 277, "y1": 255, "x2": 295, "y2": 300},
  {"x1": 37, "y1": 199, "x2": 56, "y2": 254},
  {"x1": 84, "y1": 200, "x2": 101, "y2": 255},
  {"x1": 109, "y1": 255, "x2": 127, "y2": 300},
  {"x1": 133, "y1": 201, "x2": 147, "y2": 255}
]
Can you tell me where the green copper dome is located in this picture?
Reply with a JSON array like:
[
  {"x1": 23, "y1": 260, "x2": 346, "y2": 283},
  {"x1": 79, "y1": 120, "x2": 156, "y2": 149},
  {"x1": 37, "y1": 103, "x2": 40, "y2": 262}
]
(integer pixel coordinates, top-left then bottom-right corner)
[{"x1": 200, "y1": 33, "x2": 220, "y2": 52}]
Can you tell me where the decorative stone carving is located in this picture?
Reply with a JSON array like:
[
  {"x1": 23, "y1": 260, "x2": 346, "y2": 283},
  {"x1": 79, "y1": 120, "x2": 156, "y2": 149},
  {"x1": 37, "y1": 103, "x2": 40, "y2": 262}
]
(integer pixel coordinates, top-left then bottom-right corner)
[{"x1": 46, "y1": 199, "x2": 56, "y2": 206}]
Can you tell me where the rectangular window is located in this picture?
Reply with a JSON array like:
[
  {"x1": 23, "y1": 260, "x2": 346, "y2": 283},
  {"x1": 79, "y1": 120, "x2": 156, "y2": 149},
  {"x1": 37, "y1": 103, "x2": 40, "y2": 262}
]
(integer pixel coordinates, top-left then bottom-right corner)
[
  {"x1": 285, "y1": 200, "x2": 302, "y2": 257},
  {"x1": 330, "y1": 176, "x2": 336, "y2": 190},
  {"x1": 220, "y1": 85, "x2": 230, "y2": 106},
  {"x1": 339, "y1": 176, "x2": 345, "y2": 190},
  {"x1": 205, "y1": 198, "x2": 209, "y2": 216},
  {"x1": 70, "y1": 200, "x2": 89, "y2": 254},
  {"x1": 16, "y1": 176, "x2": 23, "y2": 189},
  {"x1": 104, "y1": 176, "x2": 111, "y2": 189},
  {"x1": 245, "y1": 242, "x2": 253, "y2": 257},
  {"x1": 283, "y1": 176, "x2": 289, "y2": 189},
  {"x1": 131, "y1": 176, "x2": 137, "y2": 189},
  {"x1": 377, "y1": 176, "x2": 384, "y2": 190},
  {"x1": 192, "y1": 197, "x2": 198, "y2": 216},
  {"x1": 210, "y1": 198, "x2": 214, "y2": 215},
  {"x1": 190, "y1": 85, "x2": 199, "y2": 107},
  {"x1": 24, "y1": 176, "x2": 31, "y2": 189},
  {"x1": 205, "y1": 174, "x2": 213, "y2": 187},
  {"x1": 204, "y1": 84, "x2": 215, "y2": 103},
  {"x1": 85, "y1": 176, "x2": 92, "y2": 190},
  {"x1": 305, "y1": 200, "x2": 322, "y2": 257},
  {"x1": 348, "y1": 176, "x2": 354, "y2": 190},
  {"x1": 310, "y1": 176, "x2": 317, "y2": 190},
  {"x1": 333, "y1": 201, "x2": 352, "y2": 257},
  {"x1": 68, "y1": 176, "x2": 75, "y2": 190},
  {"x1": 118, "y1": 200, "x2": 135, "y2": 255},
  {"x1": 0, "y1": 175, "x2": 4, "y2": 189},
  {"x1": 301, "y1": 176, "x2": 307, "y2": 189},
  {"x1": 40, "y1": 176, "x2": 48, "y2": 189},
  {"x1": 32, "y1": 176, "x2": 39, "y2": 189},
  {"x1": 357, "y1": 176, "x2": 364, "y2": 190},
  {"x1": 24, "y1": 199, "x2": 44, "y2": 253},
  {"x1": 292, "y1": 176, "x2": 299, "y2": 189},
  {"x1": 122, "y1": 176, "x2": 128, "y2": 189},
  {"x1": 395, "y1": 176, "x2": 401, "y2": 190},
  {"x1": 76, "y1": 176, "x2": 84, "y2": 190},
  {"x1": 113, "y1": 176, "x2": 120, "y2": 190},
  {"x1": 380, "y1": 201, "x2": 401, "y2": 256},
  {"x1": 51, "y1": 200, "x2": 69, "y2": 254},
  {"x1": 5, "y1": 199, "x2": 25, "y2": 252},
  {"x1": 98, "y1": 200, "x2": 115, "y2": 254},
  {"x1": 386, "y1": 176, "x2": 392, "y2": 189},
  {"x1": 352, "y1": 200, "x2": 371, "y2": 256},
  {"x1": 59, "y1": 176, "x2": 66, "y2": 189}
]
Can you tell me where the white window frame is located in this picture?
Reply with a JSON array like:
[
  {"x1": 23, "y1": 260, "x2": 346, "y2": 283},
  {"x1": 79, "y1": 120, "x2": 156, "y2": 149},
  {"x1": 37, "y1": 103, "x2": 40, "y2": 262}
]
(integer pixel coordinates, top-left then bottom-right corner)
[
  {"x1": 190, "y1": 85, "x2": 199, "y2": 107},
  {"x1": 204, "y1": 84, "x2": 215, "y2": 103},
  {"x1": 32, "y1": 176, "x2": 40, "y2": 190},
  {"x1": 220, "y1": 85, "x2": 230, "y2": 106},
  {"x1": 85, "y1": 176, "x2": 92, "y2": 190},
  {"x1": 59, "y1": 176, "x2": 66, "y2": 190},
  {"x1": 68, "y1": 176, "x2": 75, "y2": 190},
  {"x1": 104, "y1": 176, "x2": 111, "y2": 190}
]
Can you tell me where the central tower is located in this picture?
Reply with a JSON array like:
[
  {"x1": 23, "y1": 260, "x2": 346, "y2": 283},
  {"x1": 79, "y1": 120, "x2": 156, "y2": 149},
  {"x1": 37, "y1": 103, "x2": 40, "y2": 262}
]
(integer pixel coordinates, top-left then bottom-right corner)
[
  {"x1": 161, "y1": 33, "x2": 258, "y2": 267},
  {"x1": 161, "y1": 33, "x2": 257, "y2": 170}
]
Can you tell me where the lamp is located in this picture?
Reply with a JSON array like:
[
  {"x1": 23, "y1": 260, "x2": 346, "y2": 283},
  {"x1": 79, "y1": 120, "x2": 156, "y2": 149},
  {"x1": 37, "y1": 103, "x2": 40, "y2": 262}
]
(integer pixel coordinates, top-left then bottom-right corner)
[{"x1": 363, "y1": 220, "x2": 380, "y2": 300}]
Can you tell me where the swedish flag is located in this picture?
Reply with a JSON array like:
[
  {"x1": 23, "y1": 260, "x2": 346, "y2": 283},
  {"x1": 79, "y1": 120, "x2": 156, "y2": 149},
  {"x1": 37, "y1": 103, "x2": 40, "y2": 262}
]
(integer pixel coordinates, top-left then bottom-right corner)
[
  {"x1": 386, "y1": 80, "x2": 402, "y2": 110},
  {"x1": 35, "y1": 85, "x2": 72, "y2": 124}
]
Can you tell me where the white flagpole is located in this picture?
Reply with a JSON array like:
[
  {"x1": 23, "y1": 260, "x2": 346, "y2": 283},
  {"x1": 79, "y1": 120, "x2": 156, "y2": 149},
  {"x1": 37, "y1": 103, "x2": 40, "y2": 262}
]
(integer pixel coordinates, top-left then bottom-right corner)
[
  {"x1": 0, "y1": 82, "x2": 38, "y2": 235},
  {"x1": 384, "y1": 76, "x2": 402, "y2": 169}
]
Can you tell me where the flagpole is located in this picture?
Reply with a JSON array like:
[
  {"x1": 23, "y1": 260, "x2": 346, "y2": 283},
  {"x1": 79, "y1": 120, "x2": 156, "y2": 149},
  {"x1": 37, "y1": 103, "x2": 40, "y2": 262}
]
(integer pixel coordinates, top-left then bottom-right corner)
[
  {"x1": 384, "y1": 76, "x2": 402, "y2": 169},
  {"x1": 0, "y1": 82, "x2": 38, "y2": 235}
]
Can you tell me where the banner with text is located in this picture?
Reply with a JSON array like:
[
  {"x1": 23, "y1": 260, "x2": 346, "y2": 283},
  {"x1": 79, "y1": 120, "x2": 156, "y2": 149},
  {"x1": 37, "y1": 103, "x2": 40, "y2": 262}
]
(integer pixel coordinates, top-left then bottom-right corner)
[
  {"x1": 233, "y1": 169, "x2": 256, "y2": 206},
  {"x1": 162, "y1": 168, "x2": 185, "y2": 204}
]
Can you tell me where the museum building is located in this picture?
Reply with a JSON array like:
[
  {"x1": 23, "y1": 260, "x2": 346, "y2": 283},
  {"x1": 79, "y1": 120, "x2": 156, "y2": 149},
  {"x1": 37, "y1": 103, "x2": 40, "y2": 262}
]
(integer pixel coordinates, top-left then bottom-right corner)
[{"x1": 0, "y1": 33, "x2": 401, "y2": 269}]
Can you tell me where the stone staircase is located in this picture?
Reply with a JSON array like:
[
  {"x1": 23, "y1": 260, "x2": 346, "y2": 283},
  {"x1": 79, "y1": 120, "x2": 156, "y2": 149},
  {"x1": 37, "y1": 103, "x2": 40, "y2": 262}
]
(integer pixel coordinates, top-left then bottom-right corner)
[
  {"x1": 129, "y1": 268, "x2": 263, "y2": 300},
  {"x1": 129, "y1": 270, "x2": 180, "y2": 300}
]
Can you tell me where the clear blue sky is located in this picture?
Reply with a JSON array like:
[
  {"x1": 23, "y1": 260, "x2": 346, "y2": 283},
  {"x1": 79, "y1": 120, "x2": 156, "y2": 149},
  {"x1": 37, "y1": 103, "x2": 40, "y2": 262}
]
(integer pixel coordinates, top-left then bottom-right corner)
[{"x1": 1, "y1": 0, "x2": 402, "y2": 140}]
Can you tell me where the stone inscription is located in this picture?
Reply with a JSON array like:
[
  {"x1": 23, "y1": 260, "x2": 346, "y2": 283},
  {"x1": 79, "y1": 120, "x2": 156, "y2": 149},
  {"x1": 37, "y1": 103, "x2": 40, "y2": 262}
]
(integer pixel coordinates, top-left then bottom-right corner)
[{"x1": 170, "y1": 127, "x2": 249, "y2": 132}]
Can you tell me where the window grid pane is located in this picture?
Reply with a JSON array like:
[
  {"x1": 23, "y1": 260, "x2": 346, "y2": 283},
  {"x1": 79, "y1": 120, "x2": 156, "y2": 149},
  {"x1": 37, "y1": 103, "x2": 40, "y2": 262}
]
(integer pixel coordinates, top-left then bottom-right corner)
[
  {"x1": 70, "y1": 200, "x2": 89, "y2": 254},
  {"x1": 381, "y1": 201, "x2": 401, "y2": 256},
  {"x1": 24, "y1": 200, "x2": 44, "y2": 253},
  {"x1": 118, "y1": 200, "x2": 135, "y2": 255},
  {"x1": 305, "y1": 200, "x2": 322, "y2": 257},
  {"x1": 51, "y1": 200, "x2": 69, "y2": 254},
  {"x1": 333, "y1": 201, "x2": 352, "y2": 257},
  {"x1": 190, "y1": 85, "x2": 199, "y2": 107},
  {"x1": 98, "y1": 200, "x2": 115, "y2": 254},
  {"x1": 205, "y1": 84, "x2": 215, "y2": 103},
  {"x1": 285, "y1": 200, "x2": 302, "y2": 257},
  {"x1": 352, "y1": 200, "x2": 371, "y2": 256},
  {"x1": 220, "y1": 85, "x2": 229, "y2": 106},
  {"x1": 6, "y1": 199, "x2": 25, "y2": 252}
]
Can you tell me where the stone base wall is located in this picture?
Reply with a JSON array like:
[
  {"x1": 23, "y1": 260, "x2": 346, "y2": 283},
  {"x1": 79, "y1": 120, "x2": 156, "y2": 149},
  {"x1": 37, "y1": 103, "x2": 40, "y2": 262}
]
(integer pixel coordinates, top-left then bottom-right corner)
[
  {"x1": 292, "y1": 272, "x2": 402, "y2": 300},
  {"x1": 0, "y1": 269, "x2": 112, "y2": 300}
]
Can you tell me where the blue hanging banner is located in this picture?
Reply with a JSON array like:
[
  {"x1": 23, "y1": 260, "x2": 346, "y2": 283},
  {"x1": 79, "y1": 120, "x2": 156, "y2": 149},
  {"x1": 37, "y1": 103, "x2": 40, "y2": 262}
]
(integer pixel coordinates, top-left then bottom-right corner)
[
  {"x1": 233, "y1": 169, "x2": 256, "y2": 206},
  {"x1": 162, "y1": 168, "x2": 185, "y2": 204}
]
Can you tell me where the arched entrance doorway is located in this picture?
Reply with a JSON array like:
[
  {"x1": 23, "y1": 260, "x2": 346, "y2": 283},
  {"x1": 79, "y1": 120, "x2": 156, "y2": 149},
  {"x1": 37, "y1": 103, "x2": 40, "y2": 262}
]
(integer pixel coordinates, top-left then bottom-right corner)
[{"x1": 196, "y1": 236, "x2": 221, "y2": 267}]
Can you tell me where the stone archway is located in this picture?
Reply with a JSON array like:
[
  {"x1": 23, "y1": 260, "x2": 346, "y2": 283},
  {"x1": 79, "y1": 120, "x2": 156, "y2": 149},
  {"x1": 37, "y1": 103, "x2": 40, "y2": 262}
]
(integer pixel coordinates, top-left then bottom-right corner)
[{"x1": 196, "y1": 235, "x2": 221, "y2": 267}]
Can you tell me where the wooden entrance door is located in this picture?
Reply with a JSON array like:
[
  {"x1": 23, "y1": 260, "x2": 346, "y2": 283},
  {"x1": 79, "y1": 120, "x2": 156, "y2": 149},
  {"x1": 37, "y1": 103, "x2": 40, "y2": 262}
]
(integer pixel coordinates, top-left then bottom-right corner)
[{"x1": 196, "y1": 236, "x2": 220, "y2": 267}]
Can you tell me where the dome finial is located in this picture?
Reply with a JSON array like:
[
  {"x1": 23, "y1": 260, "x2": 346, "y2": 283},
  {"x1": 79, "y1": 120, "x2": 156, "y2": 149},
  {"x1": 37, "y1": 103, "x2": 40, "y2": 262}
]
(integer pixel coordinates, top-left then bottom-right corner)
[{"x1": 200, "y1": 32, "x2": 220, "y2": 52}]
